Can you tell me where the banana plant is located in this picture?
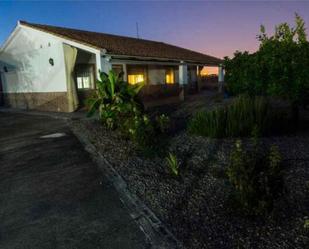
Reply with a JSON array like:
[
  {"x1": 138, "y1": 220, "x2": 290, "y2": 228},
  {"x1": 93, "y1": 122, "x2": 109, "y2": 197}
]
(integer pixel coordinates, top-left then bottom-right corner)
[{"x1": 86, "y1": 70, "x2": 145, "y2": 129}]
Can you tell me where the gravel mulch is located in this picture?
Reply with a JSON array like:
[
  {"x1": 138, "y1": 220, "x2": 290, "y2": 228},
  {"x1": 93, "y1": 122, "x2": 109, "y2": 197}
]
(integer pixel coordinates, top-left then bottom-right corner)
[
  {"x1": 70, "y1": 92, "x2": 309, "y2": 248},
  {"x1": 70, "y1": 117, "x2": 309, "y2": 249}
]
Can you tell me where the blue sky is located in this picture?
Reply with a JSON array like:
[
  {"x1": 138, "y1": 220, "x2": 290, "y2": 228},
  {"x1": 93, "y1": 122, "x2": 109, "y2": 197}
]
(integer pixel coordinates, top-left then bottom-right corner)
[{"x1": 1, "y1": 1, "x2": 309, "y2": 58}]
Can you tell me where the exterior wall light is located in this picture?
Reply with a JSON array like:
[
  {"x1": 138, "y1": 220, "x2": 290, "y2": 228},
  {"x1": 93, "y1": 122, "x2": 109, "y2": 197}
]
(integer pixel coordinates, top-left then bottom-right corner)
[{"x1": 49, "y1": 58, "x2": 54, "y2": 66}]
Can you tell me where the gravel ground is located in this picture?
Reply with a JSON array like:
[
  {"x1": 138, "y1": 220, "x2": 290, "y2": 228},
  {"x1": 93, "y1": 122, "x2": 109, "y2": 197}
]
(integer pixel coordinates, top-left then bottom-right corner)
[
  {"x1": 70, "y1": 118, "x2": 309, "y2": 249},
  {"x1": 70, "y1": 92, "x2": 309, "y2": 248}
]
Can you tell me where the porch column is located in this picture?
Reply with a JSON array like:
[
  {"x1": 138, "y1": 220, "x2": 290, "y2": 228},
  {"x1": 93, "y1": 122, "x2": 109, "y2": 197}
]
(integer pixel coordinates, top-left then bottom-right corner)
[
  {"x1": 101, "y1": 56, "x2": 112, "y2": 74},
  {"x1": 197, "y1": 65, "x2": 202, "y2": 92},
  {"x1": 218, "y1": 64, "x2": 224, "y2": 93},
  {"x1": 179, "y1": 62, "x2": 188, "y2": 101},
  {"x1": 95, "y1": 52, "x2": 102, "y2": 79},
  {"x1": 179, "y1": 63, "x2": 188, "y2": 85},
  {"x1": 95, "y1": 53, "x2": 112, "y2": 78},
  {"x1": 122, "y1": 64, "x2": 128, "y2": 82}
]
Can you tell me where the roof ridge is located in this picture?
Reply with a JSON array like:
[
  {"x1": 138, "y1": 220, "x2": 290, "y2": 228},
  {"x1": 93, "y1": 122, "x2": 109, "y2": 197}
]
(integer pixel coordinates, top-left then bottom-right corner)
[
  {"x1": 18, "y1": 20, "x2": 223, "y2": 65},
  {"x1": 19, "y1": 20, "x2": 168, "y2": 45}
]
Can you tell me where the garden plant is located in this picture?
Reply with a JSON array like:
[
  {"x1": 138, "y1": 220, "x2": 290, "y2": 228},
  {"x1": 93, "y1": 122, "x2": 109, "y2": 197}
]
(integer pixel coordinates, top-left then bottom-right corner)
[
  {"x1": 188, "y1": 95, "x2": 274, "y2": 138},
  {"x1": 224, "y1": 13, "x2": 309, "y2": 124},
  {"x1": 86, "y1": 70, "x2": 170, "y2": 151}
]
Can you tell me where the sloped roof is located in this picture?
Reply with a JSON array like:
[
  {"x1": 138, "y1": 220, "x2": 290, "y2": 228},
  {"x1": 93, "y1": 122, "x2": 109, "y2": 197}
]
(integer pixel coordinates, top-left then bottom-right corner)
[{"x1": 19, "y1": 21, "x2": 222, "y2": 65}]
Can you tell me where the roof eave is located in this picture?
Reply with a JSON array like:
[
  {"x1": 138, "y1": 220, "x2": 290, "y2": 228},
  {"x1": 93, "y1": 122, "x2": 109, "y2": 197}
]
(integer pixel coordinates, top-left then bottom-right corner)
[{"x1": 107, "y1": 53, "x2": 222, "y2": 66}]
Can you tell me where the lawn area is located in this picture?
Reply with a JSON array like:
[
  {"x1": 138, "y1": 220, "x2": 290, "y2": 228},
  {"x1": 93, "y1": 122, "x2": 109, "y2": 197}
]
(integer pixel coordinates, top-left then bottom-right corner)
[{"x1": 71, "y1": 90, "x2": 309, "y2": 249}]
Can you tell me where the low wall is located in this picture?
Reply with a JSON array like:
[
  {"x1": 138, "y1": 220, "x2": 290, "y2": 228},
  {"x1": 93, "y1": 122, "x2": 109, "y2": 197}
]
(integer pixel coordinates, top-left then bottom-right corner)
[
  {"x1": 3, "y1": 92, "x2": 69, "y2": 112},
  {"x1": 199, "y1": 76, "x2": 218, "y2": 90},
  {"x1": 139, "y1": 84, "x2": 182, "y2": 108}
]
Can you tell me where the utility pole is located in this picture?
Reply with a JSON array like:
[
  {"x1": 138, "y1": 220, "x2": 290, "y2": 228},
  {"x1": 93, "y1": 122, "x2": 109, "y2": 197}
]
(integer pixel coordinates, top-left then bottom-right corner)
[{"x1": 136, "y1": 22, "x2": 140, "y2": 39}]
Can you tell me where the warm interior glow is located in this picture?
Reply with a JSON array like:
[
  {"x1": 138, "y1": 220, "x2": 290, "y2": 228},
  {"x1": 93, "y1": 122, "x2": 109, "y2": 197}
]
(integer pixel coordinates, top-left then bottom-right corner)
[
  {"x1": 200, "y1": 66, "x2": 218, "y2": 76},
  {"x1": 128, "y1": 74, "x2": 144, "y2": 84},
  {"x1": 165, "y1": 69, "x2": 174, "y2": 84}
]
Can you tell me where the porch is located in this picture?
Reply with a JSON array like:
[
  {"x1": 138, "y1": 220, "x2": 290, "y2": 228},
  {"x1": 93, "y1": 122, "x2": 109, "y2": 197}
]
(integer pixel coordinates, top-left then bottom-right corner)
[{"x1": 67, "y1": 44, "x2": 224, "y2": 111}]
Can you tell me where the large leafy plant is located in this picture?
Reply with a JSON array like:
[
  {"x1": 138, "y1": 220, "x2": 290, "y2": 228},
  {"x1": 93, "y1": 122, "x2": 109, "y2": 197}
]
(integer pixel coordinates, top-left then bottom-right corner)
[
  {"x1": 86, "y1": 70, "x2": 144, "y2": 129},
  {"x1": 224, "y1": 13, "x2": 309, "y2": 123}
]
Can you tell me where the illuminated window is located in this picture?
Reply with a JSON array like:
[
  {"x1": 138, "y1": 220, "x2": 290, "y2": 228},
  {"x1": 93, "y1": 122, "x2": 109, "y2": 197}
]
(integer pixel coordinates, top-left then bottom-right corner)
[
  {"x1": 77, "y1": 76, "x2": 90, "y2": 89},
  {"x1": 165, "y1": 68, "x2": 174, "y2": 84},
  {"x1": 128, "y1": 74, "x2": 144, "y2": 84},
  {"x1": 75, "y1": 64, "x2": 94, "y2": 90}
]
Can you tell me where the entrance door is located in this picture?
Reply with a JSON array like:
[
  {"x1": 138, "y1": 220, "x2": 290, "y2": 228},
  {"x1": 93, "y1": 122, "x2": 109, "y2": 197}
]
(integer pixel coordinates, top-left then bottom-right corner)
[{"x1": 0, "y1": 73, "x2": 3, "y2": 106}]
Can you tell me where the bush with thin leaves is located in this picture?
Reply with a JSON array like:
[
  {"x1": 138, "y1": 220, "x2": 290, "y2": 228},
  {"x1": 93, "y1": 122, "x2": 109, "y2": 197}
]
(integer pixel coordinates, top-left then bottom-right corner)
[{"x1": 227, "y1": 139, "x2": 283, "y2": 215}]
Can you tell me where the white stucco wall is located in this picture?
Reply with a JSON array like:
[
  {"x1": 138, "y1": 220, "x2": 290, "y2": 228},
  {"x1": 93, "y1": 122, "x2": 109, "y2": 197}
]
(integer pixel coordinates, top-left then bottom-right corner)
[{"x1": 0, "y1": 25, "x2": 67, "y2": 93}]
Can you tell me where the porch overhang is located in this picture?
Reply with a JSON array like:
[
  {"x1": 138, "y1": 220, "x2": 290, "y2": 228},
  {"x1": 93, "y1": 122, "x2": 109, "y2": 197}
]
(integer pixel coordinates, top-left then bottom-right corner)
[{"x1": 105, "y1": 53, "x2": 222, "y2": 67}]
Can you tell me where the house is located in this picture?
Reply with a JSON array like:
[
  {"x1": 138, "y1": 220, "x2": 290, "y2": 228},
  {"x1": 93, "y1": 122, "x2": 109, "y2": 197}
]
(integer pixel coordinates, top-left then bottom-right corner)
[{"x1": 0, "y1": 21, "x2": 223, "y2": 112}]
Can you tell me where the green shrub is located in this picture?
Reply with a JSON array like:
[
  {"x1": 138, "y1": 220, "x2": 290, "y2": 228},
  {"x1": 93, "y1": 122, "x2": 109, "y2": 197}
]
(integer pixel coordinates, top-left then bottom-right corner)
[
  {"x1": 224, "y1": 14, "x2": 309, "y2": 124},
  {"x1": 86, "y1": 70, "x2": 144, "y2": 129},
  {"x1": 122, "y1": 114, "x2": 155, "y2": 148},
  {"x1": 227, "y1": 139, "x2": 283, "y2": 215},
  {"x1": 188, "y1": 95, "x2": 272, "y2": 138},
  {"x1": 166, "y1": 152, "x2": 179, "y2": 176},
  {"x1": 120, "y1": 112, "x2": 171, "y2": 153},
  {"x1": 156, "y1": 114, "x2": 170, "y2": 133},
  {"x1": 87, "y1": 70, "x2": 171, "y2": 152}
]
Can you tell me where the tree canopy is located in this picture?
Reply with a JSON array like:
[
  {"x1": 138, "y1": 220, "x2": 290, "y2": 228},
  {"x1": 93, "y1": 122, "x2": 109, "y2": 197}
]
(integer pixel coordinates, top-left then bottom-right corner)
[{"x1": 224, "y1": 13, "x2": 309, "y2": 107}]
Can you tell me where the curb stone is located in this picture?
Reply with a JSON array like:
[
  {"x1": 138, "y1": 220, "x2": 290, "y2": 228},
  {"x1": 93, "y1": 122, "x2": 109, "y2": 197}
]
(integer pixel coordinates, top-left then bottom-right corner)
[{"x1": 71, "y1": 127, "x2": 184, "y2": 249}]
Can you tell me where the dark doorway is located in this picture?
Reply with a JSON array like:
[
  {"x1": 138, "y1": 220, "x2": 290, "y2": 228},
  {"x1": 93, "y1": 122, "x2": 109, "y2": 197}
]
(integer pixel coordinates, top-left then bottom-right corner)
[
  {"x1": 0, "y1": 73, "x2": 3, "y2": 106},
  {"x1": 74, "y1": 64, "x2": 96, "y2": 109}
]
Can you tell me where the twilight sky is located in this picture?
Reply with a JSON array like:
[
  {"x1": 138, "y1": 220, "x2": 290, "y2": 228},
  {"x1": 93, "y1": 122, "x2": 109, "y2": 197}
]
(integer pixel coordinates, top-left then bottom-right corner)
[{"x1": 1, "y1": 1, "x2": 309, "y2": 59}]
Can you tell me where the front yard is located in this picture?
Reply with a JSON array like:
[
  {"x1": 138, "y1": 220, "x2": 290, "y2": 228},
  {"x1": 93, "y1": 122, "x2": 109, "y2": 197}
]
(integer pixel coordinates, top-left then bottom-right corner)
[{"x1": 71, "y1": 91, "x2": 309, "y2": 249}]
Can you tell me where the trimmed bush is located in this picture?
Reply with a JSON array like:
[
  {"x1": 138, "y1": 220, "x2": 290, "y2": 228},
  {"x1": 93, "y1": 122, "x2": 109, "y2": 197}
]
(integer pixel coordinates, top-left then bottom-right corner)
[{"x1": 188, "y1": 95, "x2": 273, "y2": 138}]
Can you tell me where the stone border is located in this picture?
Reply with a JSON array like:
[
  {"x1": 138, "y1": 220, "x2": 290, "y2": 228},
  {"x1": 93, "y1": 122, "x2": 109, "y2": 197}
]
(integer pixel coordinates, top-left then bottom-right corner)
[{"x1": 72, "y1": 127, "x2": 184, "y2": 249}]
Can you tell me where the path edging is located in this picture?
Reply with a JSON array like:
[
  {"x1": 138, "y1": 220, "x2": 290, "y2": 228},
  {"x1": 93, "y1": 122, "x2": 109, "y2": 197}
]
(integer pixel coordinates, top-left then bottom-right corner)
[{"x1": 71, "y1": 127, "x2": 184, "y2": 249}]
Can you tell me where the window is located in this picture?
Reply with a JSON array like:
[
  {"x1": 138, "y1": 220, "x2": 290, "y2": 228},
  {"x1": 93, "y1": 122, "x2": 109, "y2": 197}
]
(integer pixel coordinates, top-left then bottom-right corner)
[
  {"x1": 165, "y1": 68, "x2": 174, "y2": 84},
  {"x1": 128, "y1": 74, "x2": 144, "y2": 85},
  {"x1": 77, "y1": 76, "x2": 90, "y2": 89},
  {"x1": 75, "y1": 64, "x2": 94, "y2": 90}
]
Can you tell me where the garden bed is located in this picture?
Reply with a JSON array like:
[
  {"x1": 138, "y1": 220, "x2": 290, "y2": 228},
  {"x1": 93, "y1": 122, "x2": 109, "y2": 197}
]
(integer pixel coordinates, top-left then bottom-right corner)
[{"x1": 70, "y1": 114, "x2": 309, "y2": 248}]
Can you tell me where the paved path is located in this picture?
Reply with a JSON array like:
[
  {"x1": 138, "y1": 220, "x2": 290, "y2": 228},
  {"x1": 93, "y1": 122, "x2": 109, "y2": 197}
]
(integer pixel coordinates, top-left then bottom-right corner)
[{"x1": 0, "y1": 112, "x2": 148, "y2": 249}]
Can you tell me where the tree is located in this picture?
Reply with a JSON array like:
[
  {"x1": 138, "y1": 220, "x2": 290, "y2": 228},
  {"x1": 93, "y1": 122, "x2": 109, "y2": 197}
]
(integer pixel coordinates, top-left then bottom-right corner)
[{"x1": 224, "y1": 13, "x2": 309, "y2": 124}]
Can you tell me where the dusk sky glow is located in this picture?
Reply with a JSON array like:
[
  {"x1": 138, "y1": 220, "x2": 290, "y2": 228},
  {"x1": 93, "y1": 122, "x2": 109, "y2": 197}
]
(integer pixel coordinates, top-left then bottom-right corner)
[{"x1": 1, "y1": 1, "x2": 309, "y2": 59}]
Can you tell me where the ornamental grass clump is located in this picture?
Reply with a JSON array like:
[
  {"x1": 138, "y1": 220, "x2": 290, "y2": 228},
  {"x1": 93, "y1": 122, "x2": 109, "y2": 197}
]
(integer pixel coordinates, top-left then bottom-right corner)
[{"x1": 188, "y1": 95, "x2": 273, "y2": 138}]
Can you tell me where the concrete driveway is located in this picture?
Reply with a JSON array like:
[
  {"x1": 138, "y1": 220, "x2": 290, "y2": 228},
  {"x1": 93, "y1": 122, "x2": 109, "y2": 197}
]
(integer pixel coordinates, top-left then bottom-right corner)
[{"x1": 0, "y1": 112, "x2": 148, "y2": 249}]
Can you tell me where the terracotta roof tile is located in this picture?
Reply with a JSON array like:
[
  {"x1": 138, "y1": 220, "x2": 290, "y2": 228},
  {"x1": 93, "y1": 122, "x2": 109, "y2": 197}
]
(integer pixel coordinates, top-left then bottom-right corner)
[{"x1": 20, "y1": 21, "x2": 222, "y2": 65}]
